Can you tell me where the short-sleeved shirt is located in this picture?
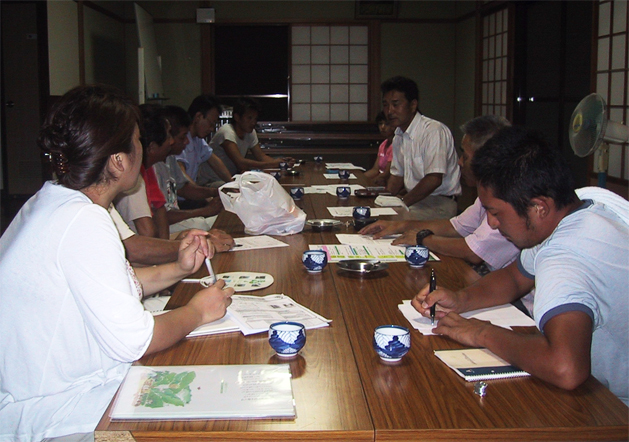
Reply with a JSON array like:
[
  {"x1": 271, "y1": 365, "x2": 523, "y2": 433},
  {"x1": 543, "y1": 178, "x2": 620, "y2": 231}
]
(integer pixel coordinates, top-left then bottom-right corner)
[
  {"x1": 518, "y1": 198, "x2": 629, "y2": 405},
  {"x1": 114, "y1": 176, "x2": 152, "y2": 234},
  {"x1": 206, "y1": 123, "x2": 259, "y2": 179},
  {"x1": 0, "y1": 181, "x2": 153, "y2": 439},
  {"x1": 175, "y1": 133, "x2": 213, "y2": 182},
  {"x1": 390, "y1": 112, "x2": 461, "y2": 197},
  {"x1": 450, "y1": 197, "x2": 519, "y2": 271}
]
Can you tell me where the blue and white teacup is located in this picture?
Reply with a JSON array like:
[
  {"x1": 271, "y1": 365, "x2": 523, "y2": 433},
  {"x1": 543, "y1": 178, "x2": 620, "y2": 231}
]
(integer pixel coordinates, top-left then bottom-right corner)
[
  {"x1": 405, "y1": 245, "x2": 429, "y2": 268},
  {"x1": 269, "y1": 322, "x2": 306, "y2": 357},
  {"x1": 314, "y1": 155, "x2": 323, "y2": 163},
  {"x1": 373, "y1": 325, "x2": 411, "y2": 362},
  {"x1": 353, "y1": 206, "x2": 371, "y2": 220},
  {"x1": 270, "y1": 171, "x2": 282, "y2": 180},
  {"x1": 302, "y1": 250, "x2": 328, "y2": 273},
  {"x1": 336, "y1": 186, "x2": 351, "y2": 199},
  {"x1": 279, "y1": 161, "x2": 289, "y2": 170},
  {"x1": 290, "y1": 187, "x2": 304, "y2": 200},
  {"x1": 338, "y1": 170, "x2": 350, "y2": 179}
]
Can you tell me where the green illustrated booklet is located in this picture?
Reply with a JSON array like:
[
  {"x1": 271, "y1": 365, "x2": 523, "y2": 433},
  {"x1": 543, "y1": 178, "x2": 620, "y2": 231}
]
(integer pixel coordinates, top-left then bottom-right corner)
[{"x1": 110, "y1": 364, "x2": 295, "y2": 420}]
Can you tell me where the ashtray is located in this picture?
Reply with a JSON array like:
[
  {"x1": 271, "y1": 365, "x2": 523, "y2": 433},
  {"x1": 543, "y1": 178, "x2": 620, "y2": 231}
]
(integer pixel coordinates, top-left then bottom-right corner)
[
  {"x1": 336, "y1": 259, "x2": 389, "y2": 273},
  {"x1": 307, "y1": 219, "x2": 342, "y2": 231},
  {"x1": 285, "y1": 169, "x2": 300, "y2": 176}
]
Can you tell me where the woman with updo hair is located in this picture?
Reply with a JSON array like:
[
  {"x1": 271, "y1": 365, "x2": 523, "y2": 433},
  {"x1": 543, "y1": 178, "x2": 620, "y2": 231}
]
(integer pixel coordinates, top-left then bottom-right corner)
[{"x1": 0, "y1": 85, "x2": 233, "y2": 442}]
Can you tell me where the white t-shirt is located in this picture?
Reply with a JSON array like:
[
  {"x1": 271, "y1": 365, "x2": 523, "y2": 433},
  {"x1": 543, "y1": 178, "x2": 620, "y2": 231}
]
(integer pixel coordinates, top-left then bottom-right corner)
[
  {"x1": 519, "y1": 196, "x2": 629, "y2": 405},
  {"x1": 207, "y1": 123, "x2": 259, "y2": 178},
  {"x1": 0, "y1": 181, "x2": 154, "y2": 440},
  {"x1": 390, "y1": 112, "x2": 461, "y2": 198},
  {"x1": 114, "y1": 175, "x2": 151, "y2": 235}
]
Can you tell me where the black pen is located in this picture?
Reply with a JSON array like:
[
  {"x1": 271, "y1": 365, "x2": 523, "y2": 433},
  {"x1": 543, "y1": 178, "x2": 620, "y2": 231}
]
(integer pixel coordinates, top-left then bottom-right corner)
[{"x1": 429, "y1": 268, "x2": 437, "y2": 325}]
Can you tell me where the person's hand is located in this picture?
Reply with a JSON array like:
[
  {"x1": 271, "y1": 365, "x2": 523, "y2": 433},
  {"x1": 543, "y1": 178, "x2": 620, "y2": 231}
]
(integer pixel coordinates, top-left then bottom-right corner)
[
  {"x1": 200, "y1": 197, "x2": 224, "y2": 217},
  {"x1": 374, "y1": 174, "x2": 388, "y2": 187},
  {"x1": 391, "y1": 229, "x2": 419, "y2": 246},
  {"x1": 433, "y1": 313, "x2": 492, "y2": 348},
  {"x1": 410, "y1": 284, "x2": 462, "y2": 320},
  {"x1": 358, "y1": 220, "x2": 405, "y2": 238},
  {"x1": 177, "y1": 230, "x2": 214, "y2": 274},
  {"x1": 208, "y1": 229, "x2": 235, "y2": 252},
  {"x1": 283, "y1": 157, "x2": 296, "y2": 168},
  {"x1": 187, "y1": 279, "x2": 234, "y2": 325}
]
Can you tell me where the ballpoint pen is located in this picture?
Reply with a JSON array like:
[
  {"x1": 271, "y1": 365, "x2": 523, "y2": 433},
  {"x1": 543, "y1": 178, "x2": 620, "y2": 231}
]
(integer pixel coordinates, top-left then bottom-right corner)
[
  {"x1": 429, "y1": 268, "x2": 437, "y2": 325},
  {"x1": 205, "y1": 257, "x2": 217, "y2": 285}
]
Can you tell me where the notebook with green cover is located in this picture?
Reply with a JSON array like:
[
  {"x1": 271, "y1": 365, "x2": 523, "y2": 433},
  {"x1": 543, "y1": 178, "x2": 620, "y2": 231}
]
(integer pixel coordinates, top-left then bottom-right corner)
[{"x1": 434, "y1": 348, "x2": 530, "y2": 382}]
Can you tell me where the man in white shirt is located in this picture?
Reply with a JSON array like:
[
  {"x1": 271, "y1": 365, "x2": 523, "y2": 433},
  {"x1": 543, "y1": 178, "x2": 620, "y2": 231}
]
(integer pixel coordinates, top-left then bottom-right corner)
[{"x1": 382, "y1": 76, "x2": 461, "y2": 219}]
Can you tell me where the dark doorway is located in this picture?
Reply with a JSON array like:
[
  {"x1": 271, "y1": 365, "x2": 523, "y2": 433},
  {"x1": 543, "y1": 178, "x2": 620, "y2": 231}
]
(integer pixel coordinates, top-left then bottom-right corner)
[
  {"x1": 214, "y1": 25, "x2": 289, "y2": 121},
  {"x1": 512, "y1": 0, "x2": 593, "y2": 188}
]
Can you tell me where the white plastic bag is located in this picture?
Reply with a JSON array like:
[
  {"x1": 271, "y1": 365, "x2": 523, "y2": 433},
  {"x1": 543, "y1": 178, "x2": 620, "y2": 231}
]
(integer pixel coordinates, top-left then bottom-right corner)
[{"x1": 219, "y1": 171, "x2": 306, "y2": 236}]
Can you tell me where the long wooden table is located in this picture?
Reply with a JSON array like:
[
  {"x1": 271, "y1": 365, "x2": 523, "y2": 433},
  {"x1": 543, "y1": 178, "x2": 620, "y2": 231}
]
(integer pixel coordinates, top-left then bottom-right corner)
[{"x1": 98, "y1": 163, "x2": 629, "y2": 441}]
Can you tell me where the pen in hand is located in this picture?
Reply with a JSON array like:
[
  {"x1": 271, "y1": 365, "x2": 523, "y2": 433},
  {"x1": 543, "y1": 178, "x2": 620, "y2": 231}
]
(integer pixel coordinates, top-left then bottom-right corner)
[
  {"x1": 205, "y1": 257, "x2": 217, "y2": 285},
  {"x1": 429, "y1": 268, "x2": 437, "y2": 325}
]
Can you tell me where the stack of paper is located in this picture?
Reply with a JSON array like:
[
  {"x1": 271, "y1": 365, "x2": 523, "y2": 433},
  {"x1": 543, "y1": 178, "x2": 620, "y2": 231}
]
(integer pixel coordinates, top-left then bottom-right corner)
[
  {"x1": 155, "y1": 294, "x2": 331, "y2": 338},
  {"x1": 398, "y1": 300, "x2": 535, "y2": 335},
  {"x1": 228, "y1": 294, "x2": 331, "y2": 335},
  {"x1": 323, "y1": 173, "x2": 358, "y2": 180}
]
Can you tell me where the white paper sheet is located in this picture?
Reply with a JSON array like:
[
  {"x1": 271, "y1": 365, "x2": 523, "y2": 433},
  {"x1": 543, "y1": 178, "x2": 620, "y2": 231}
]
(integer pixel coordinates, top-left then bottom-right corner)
[
  {"x1": 398, "y1": 300, "x2": 535, "y2": 336},
  {"x1": 327, "y1": 207, "x2": 397, "y2": 217},
  {"x1": 309, "y1": 244, "x2": 406, "y2": 262},
  {"x1": 230, "y1": 235, "x2": 289, "y2": 251},
  {"x1": 324, "y1": 162, "x2": 365, "y2": 170},
  {"x1": 323, "y1": 173, "x2": 358, "y2": 180},
  {"x1": 334, "y1": 234, "x2": 440, "y2": 261}
]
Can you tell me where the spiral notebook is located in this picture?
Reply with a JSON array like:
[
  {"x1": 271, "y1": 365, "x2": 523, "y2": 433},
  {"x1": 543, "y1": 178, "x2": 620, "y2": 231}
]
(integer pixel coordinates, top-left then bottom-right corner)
[{"x1": 434, "y1": 348, "x2": 530, "y2": 382}]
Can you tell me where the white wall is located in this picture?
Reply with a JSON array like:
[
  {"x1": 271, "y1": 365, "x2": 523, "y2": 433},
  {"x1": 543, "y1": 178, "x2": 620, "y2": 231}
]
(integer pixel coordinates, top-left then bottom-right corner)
[{"x1": 47, "y1": 0, "x2": 80, "y2": 95}]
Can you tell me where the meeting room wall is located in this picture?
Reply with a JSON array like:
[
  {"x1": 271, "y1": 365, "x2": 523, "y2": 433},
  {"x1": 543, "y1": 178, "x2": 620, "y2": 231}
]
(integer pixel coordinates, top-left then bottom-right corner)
[
  {"x1": 45, "y1": 0, "x2": 474, "y2": 131},
  {"x1": 47, "y1": 1, "x2": 80, "y2": 96}
]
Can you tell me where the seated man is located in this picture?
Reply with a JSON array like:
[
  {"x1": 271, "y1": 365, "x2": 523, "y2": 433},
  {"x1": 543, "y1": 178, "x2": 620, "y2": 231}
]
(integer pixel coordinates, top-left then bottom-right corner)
[
  {"x1": 176, "y1": 95, "x2": 233, "y2": 205},
  {"x1": 154, "y1": 105, "x2": 225, "y2": 235},
  {"x1": 412, "y1": 126, "x2": 628, "y2": 405},
  {"x1": 197, "y1": 97, "x2": 295, "y2": 185},
  {"x1": 117, "y1": 104, "x2": 223, "y2": 239},
  {"x1": 381, "y1": 76, "x2": 461, "y2": 219},
  {"x1": 361, "y1": 115, "x2": 512, "y2": 269}
]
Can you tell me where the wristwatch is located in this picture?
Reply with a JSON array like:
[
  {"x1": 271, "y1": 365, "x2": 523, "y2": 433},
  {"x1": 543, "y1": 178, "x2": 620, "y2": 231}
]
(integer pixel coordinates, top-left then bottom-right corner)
[{"x1": 416, "y1": 229, "x2": 434, "y2": 246}]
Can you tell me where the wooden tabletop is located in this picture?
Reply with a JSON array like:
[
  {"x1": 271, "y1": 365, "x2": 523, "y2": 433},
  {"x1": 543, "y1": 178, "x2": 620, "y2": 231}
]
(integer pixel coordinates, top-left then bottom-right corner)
[{"x1": 98, "y1": 163, "x2": 629, "y2": 441}]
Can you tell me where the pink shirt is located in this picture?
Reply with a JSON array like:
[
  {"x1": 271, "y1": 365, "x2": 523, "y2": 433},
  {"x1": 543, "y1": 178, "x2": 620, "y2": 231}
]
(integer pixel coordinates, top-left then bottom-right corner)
[
  {"x1": 377, "y1": 139, "x2": 393, "y2": 172},
  {"x1": 449, "y1": 197, "x2": 519, "y2": 271}
]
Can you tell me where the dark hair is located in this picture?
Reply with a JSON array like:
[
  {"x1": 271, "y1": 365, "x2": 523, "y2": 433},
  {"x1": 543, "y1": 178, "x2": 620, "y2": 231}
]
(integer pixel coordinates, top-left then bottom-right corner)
[
  {"x1": 460, "y1": 115, "x2": 511, "y2": 151},
  {"x1": 187, "y1": 94, "x2": 223, "y2": 119},
  {"x1": 375, "y1": 111, "x2": 387, "y2": 125},
  {"x1": 164, "y1": 105, "x2": 192, "y2": 135},
  {"x1": 232, "y1": 97, "x2": 261, "y2": 120},
  {"x1": 38, "y1": 84, "x2": 140, "y2": 190},
  {"x1": 380, "y1": 76, "x2": 419, "y2": 103},
  {"x1": 472, "y1": 126, "x2": 578, "y2": 218},
  {"x1": 139, "y1": 104, "x2": 169, "y2": 155}
]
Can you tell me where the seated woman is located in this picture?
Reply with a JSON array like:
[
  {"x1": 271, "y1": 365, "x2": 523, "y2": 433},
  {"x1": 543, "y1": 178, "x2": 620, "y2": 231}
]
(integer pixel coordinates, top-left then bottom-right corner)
[
  {"x1": 0, "y1": 84, "x2": 234, "y2": 442},
  {"x1": 364, "y1": 111, "x2": 394, "y2": 186}
]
